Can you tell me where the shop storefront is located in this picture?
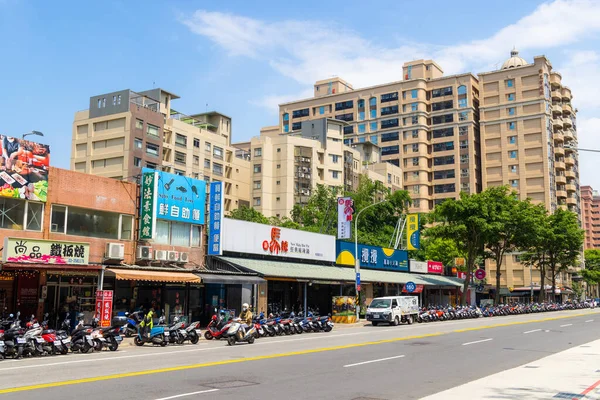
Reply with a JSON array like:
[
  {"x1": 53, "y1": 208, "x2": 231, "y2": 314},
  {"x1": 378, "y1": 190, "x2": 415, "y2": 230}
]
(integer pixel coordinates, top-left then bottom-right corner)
[{"x1": 408, "y1": 260, "x2": 463, "y2": 305}]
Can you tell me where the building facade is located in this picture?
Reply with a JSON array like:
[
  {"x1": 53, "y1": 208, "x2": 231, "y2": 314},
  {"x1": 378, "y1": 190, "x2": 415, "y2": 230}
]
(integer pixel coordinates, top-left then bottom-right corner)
[
  {"x1": 582, "y1": 185, "x2": 600, "y2": 249},
  {"x1": 278, "y1": 60, "x2": 481, "y2": 213},
  {"x1": 71, "y1": 89, "x2": 251, "y2": 213}
]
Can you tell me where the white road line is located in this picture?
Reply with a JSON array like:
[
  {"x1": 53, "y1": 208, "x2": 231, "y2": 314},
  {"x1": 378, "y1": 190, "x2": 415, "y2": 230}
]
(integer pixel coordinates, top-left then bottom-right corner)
[
  {"x1": 523, "y1": 329, "x2": 541, "y2": 334},
  {"x1": 343, "y1": 355, "x2": 405, "y2": 368},
  {"x1": 586, "y1": 320, "x2": 594, "y2": 323},
  {"x1": 560, "y1": 324, "x2": 573, "y2": 327},
  {"x1": 462, "y1": 338, "x2": 493, "y2": 346},
  {"x1": 154, "y1": 389, "x2": 219, "y2": 400}
]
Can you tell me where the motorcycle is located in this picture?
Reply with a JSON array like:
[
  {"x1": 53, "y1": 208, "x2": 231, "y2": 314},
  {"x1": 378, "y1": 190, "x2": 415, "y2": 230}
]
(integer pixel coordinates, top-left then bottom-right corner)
[
  {"x1": 91, "y1": 318, "x2": 122, "y2": 352},
  {"x1": 225, "y1": 318, "x2": 257, "y2": 346},
  {"x1": 204, "y1": 312, "x2": 232, "y2": 340},
  {"x1": 23, "y1": 315, "x2": 46, "y2": 357},
  {"x1": 134, "y1": 315, "x2": 168, "y2": 347},
  {"x1": 167, "y1": 316, "x2": 187, "y2": 345},
  {"x1": 0, "y1": 312, "x2": 25, "y2": 359},
  {"x1": 40, "y1": 314, "x2": 68, "y2": 355},
  {"x1": 70, "y1": 314, "x2": 95, "y2": 353},
  {"x1": 121, "y1": 311, "x2": 143, "y2": 338},
  {"x1": 182, "y1": 320, "x2": 201, "y2": 344}
]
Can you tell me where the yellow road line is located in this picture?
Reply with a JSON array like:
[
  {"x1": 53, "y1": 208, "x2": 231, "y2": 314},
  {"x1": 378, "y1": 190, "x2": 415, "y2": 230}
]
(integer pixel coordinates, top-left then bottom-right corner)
[{"x1": 0, "y1": 311, "x2": 596, "y2": 395}]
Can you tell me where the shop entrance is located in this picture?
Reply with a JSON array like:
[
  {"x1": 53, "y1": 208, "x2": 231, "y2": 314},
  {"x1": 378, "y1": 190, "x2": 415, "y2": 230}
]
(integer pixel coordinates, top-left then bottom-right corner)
[{"x1": 44, "y1": 272, "x2": 98, "y2": 329}]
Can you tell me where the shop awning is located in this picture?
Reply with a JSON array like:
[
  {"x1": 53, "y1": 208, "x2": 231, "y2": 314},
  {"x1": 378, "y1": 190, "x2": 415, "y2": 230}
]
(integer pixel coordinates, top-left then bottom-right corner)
[
  {"x1": 195, "y1": 273, "x2": 266, "y2": 285},
  {"x1": 108, "y1": 268, "x2": 201, "y2": 283}
]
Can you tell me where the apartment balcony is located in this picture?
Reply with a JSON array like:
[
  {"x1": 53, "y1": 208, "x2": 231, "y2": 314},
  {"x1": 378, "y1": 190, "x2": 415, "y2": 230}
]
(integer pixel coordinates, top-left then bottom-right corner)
[
  {"x1": 566, "y1": 183, "x2": 577, "y2": 193},
  {"x1": 555, "y1": 160, "x2": 565, "y2": 170},
  {"x1": 562, "y1": 103, "x2": 573, "y2": 115},
  {"x1": 565, "y1": 169, "x2": 576, "y2": 179},
  {"x1": 563, "y1": 129, "x2": 574, "y2": 142},
  {"x1": 553, "y1": 117, "x2": 563, "y2": 130},
  {"x1": 563, "y1": 117, "x2": 572, "y2": 128},
  {"x1": 551, "y1": 90, "x2": 562, "y2": 100},
  {"x1": 554, "y1": 146, "x2": 565, "y2": 157},
  {"x1": 555, "y1": 174, "x2": 566, "y2": 185},
  {"x1": 567, "y1": 197, "x2": 577, "y2": 206},
  {"x1": 557, "y1": 190, "x2": 568, "y2": 199},
  {"x1": 550, "y1": 72, "x2": 562, "y2": 88},
  {"x1": 565, "y1": 156, "x2": 575, "y2": 166},
  {"x1": 553, "y1": 131, "x2": 564, "y2": 143},
  {"x1": 562, "y1": 87, "x2": 572, "y2": 101},
  {"x1": 552, "y1": 104, "x2": 562, "y2": 116},
  {"x1": 558, "y1": 203, "x2": 568, "y2": 211}
]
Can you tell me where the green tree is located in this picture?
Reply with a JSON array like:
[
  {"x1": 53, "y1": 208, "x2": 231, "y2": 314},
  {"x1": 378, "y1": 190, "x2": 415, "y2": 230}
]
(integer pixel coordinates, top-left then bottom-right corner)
[
  {"x1": 227, "y1": 206, "x2": 269, "y2": 224},
  {"x1": 414, "y1": 236, "x2": 464, "y2": 268},
  {"x1": 520, "y1": 209, "x2": 551, "y2": 302},
  {"x1": 582, "y1": 249, "x2": 600, "y2": 295},
  {"x1": 290, "y1": 184, "x2": 340, "y2": 235},
  {"x1": 425, "y1": 191, "x2": 492, "y2": 304}
]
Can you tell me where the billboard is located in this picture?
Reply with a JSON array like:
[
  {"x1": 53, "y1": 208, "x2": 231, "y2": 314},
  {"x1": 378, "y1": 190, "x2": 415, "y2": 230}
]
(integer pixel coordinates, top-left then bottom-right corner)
[
  {"x1": 406, "y1": 213, "x2": 420, "y2": 251},
  {"x1": 336, "y1": 241, "x2": 408, "y2": 272},
  {"x1": 427, "y1": 260, "x2": 444, "y2": 274},
  {"x1": 222, "y1": 219, "x2": 336, "y2": 262},
  {"x1": 139, "y1": 168, "x2": 207, "y2": 240},
  {"x1": 0, "y1": 136, "x2": 50, "y2": 202},
  {"x1": 3, "y1": 237, "x2": 89, "y2": 265},
  {"x1": 337, "y1": 197, "x2": 353, "y2": 239},
  {"x1": 208, "y1": 182, "x2": 224, "y2": 256},
  {"x1": 410, "y1": 260, "x2": 428, "y2": 274}
]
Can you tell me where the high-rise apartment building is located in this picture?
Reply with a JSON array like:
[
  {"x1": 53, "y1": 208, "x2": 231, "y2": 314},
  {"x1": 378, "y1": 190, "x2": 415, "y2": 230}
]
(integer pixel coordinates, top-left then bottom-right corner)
[
  {"x1": 582, "y1": 185, "x2": 600, "y2": 249},
  {"x1": 278, "y1": 60, "x2": 481, "y2": 213},
  {"x1": 234, "y1": 118, "x2": 402, "y2": 218},
  {"x1": 71, "y1": 89, "x2": 251, "y2": 213}
]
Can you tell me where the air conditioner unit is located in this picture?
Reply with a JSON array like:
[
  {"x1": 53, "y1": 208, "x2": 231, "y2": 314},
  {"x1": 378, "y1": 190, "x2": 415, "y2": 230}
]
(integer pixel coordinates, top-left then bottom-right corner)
[
  {"x1": 167, "y1": 251, "x2": 180, "y2": 262},
  {"x1": 154, "y1": 250, "x2": 168, "y2": 261},
  {"x1": 179, "y1": 252, "x2": 190, "y2": 263},
  {"x1": 136, "y1": 246, "x2": 153, "y2": 260},
  {"x1": 105, "y1": 243, "x2": 125, "y2": 260}
]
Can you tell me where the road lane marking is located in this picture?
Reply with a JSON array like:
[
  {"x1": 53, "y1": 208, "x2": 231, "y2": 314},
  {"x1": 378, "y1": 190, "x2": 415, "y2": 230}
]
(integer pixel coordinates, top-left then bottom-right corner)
[
  {"x1": 462, "y1": 338, "x2": 493, "y2": 346},
  {"x1": 586, "y1": 320, "x2": 594, "y2": 322},
  {"x1": 523, "y1": 329, "x2": 541, "y2": 334},
  {"x1": 560, "y1": 324, "x2": 573, "y2": 327},
  {"x1": 0, "y1": 311, "x2": 597, "y2": 393},
  {"x1": 343, "y1": 355, "x2": 405, "y2": 368},
  {"x1": 154, "y1": 389, "x2": 219, "y2": 400}
]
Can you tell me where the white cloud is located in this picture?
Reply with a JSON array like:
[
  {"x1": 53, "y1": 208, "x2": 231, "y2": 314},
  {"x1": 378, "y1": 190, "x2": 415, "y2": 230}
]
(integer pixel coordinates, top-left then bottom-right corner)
[
  {"x1": 575, "y1": 117, "x2": 600, "y2": 189},
  {"x1": 559, "y1": 50, "x2": 600, "y2": 111}
]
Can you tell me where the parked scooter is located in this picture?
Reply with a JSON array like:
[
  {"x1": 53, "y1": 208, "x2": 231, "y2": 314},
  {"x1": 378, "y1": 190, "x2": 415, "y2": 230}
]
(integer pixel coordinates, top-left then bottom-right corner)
[
  {"x1": 40, "y1": 314, "x2": 68, "y2": 355},
  {"x1": 91, "y1": 318, "x2": 122, "y2": 352},
  {"x1": 121, "y1": 311, "x2": 143, "y2": 338},
  {"x1": 70, "y1": 314, "x2": 95, "y2": 353},
  {"x1": 182, "y1": 320, "x2": 201, "y2": 344},
  {"x1": 167, "y1": 316, "x2": 187, "y2": 345},
  {"x1": 225, "y1": 318, "x2": 257, "y2": 346},
  {"x1": 0, "y1": 312, "x2": 25, "y2": 359},
  {"x1": 23, "y1": 315, "x2": 46, "y2": 357},
  {"x1": 204, "y1": 311, "x2": 232, "y2": 340},
  {"x1": 134, "y1": 314, "x2": 168, "y2": 347}
]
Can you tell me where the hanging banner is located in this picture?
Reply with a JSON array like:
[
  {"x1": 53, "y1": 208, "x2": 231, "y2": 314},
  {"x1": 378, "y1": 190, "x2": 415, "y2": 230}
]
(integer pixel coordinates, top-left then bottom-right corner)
[
  {"x1": 95, "y1": 290, "x2": 113, "y2": 328},
  {"x1": 139, "y1": 171, "x2": 158, "y2": 240},
  {"x1": 208, "y1": 181, "x2": 224, "y2": 255},
  {"x1": 337, "y1": 197, "x2": 353, "y2": 239},
  {"x1": 406, "y1": 213, "x2": 420, "y2": 250}
]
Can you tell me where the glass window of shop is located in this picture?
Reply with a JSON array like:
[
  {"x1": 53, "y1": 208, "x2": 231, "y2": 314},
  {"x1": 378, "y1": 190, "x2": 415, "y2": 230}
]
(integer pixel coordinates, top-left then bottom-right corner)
[
  {"x1": 50, "y1": 205, "x2": 133, "y2": 240},
  {"x1": 44, "y1": 273, "x2": 98, "y2": 329},
  {"x1": 154, "y1": 221, "x2": 202, "y2": 247},
  {"x1": 0, "y1": 198, "x2": 44, "y2": 231}
]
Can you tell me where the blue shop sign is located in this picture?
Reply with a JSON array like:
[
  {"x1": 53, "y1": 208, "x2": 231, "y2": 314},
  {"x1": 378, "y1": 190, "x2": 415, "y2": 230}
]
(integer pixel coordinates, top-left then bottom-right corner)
[
  {"x1": 335, "y1": 241, "x2": 408, "y2": 272},
  {"x1": 141, "y1": 168, "x2": 207, "y2": 225}
]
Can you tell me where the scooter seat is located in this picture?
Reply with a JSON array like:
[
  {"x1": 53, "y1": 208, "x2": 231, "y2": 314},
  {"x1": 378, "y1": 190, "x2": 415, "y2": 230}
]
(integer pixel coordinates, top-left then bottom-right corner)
[{"x1": 42, "y1": 329, "x2": 55, "y2": 334}]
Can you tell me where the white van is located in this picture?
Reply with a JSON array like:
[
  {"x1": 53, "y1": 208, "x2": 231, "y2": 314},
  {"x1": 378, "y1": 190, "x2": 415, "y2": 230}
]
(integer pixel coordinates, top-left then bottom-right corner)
[{"x1": 366, "y1": 296, "x2": 419, "y2": 326}]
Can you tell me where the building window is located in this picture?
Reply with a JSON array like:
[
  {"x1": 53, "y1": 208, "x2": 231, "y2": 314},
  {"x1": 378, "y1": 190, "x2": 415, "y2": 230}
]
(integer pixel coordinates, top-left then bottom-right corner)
[
  {"x1": 460, "y1": 140, "x2": 468, "y2": 149},
  {"x1": 213, "y1": 163, "x2": 223, "y2": 176},
  {"x1": 457, "y1": 85, "x2": 467, "y2": 95},
  {"x1": 433, "y1": 155, "x2": 455, "y2": 166},
  {"x1": 254, "y1": 164, "x2": 261, "y2": 173},
  {"x1": 358, "y1": 111, "x2": 365, "y2": 121},
  {"x1": 277, "y1": 148, "x2": 281, "y2": 153},
  {"x1": 510, "y1": 179, "x2": 519, "y2": 187},
  {"x1": 460, "y1": 154, "x2": 469, "y2": 164},
  {"x1": 0, "y1": 199, "x2": 43, "y2": 231},
  {"x1": 332, "y1": 171, "x2": 340, "y2": 179},
  {"x1": 174, "y1": 169, "x2": 185, "y2": 176},
  {"x1": 381, "y1": 118, "x2": 399, "y2": 129},
  {"x1": 204, "y1": 159, "x2": 210, "y2": 169},
  {"x1": 506, "y1": 79, "x2": 514, "y2": 88},
  {"x1": 213, "y1": 146, "x2": 223, "y2": 160},
  {"x1": 358, "y1": 99, "x2": 365, "y2": 108},
  {"x1": 97, "y1": 99, "x2": 102, "y2": 109},
  {"x1": 431, "y1": 87, "x2": 453, "y2": 98},
  {"x1": 459, "y1": 126, "x2": 468, "y2": 136},
  {"x1": 381, "y1": 145, "x2": 400, "y2": 156},
  {"x1": 276, "y1": 180, "x2": 280, "y2": 185},
  {"x1": 370, "y1": 135, "x2": 378, "y2": 144},
  {"x1": 335, "y1": 100, "x2": 354, "y2": 111},
  {"x1": 154, "y1": 221, "x2": 201, "y2": 247},
  {"x1": 381, "y1": 132, "x2": 399, "y2": 142},
  {"x1": 508, "y1": 122, "x2": 516, "y2": 130},
  {"x1": 432, "y1": 128, "x2": 454, "y2": 139},
  {"x1": 369, "y1": 109, "x2": 376, "y2": 119},
  {"x1": 508, "y1": 107, "x2": 516, "y2": 116},
  {"x1": 432, "y1": 100, "x2": 454, "y2": 112},
  {"x1": 432, "y1": 114, "x2": 454, "y2": 125},
  {"x1": 292, "y1": 122, "x2": 302, "y2": 131},
  {"x1": 174, "y1": 151, "x2": 186, "y2": 164},
  {"x1": 508, "y1": 136, "x2": 517, "y2": 144},
  {"x1": 459, "y1": 111, "x2": 469, "y2": 121},
  {"x1": 434, "y1": 184, "x2": 456, "y2": 194},
  {"x1": 413, "y1": 199, "x2": 420, "y2": 208},
  {"x1": 135, "y1": 119, "x2": 144, "y2": 130},
  {"x1": 433, "y1": 142, "x2": 454, "y2": 152},
  {"x1": 145, "y1": 162, "x2": 157, "y2": 169},
  {"x1": 510, "y1": 165, "x2": 518, "y2": 173},
  {"x1": 461, "y1": 168, "x2": 469, "y2": 178},
  {"x1": 370, "y1": 122, "x2": 377, "y2": 132},
  {"x1": 369, "y1": 97, "x2": 377, "y2": 106},
  {"x1": 458, "y1": 98, "x2": 467, "y2": 108},
  {"x1": 410, "y1": 89, "x2": 417, "y2": 99},
  {"x1": 205, "y1": 142, "x2": 211, "y2": 152},
  {"x1": 381, "y1": 105, "x2": 399, "y2": 116},
  {"x1": 193, "y1": 138, "x2": 200, "y2": 148},
  {"x1": 253, "y1": 181, "x2": 261, "y2": 190},
  {"x1": 433, "y1": 170, "x2": 455, "y2": 180},
  {"x1": 343, "y1": 125, "x2": 354, "y2": 135},
  {"x1": 331, "y1": 155, "x2": 340, "y2": 163},
  {"x1": 283, "y1": 125, "x2": 289, "y2": 133},
  {"x1": 319, "y1": 106, "x2": 325, "y2": 115},
  {"x1": 507, "y1": 93, "x2": 516, "y2": 101},
  {"x1": 254, "y1": 148, "x2": 262, "y2": 157},
  {"x1": 413, "y1": 185, "x2": 420, "y2": 194},
  {"x1": 147, "y1": 124, "x2": 159, "y2": 137},
  {"x1": 193, "y1": 155, "x2": 199, "y2": 166},
  {"x1": 411, "y1": 116, "x2": 418, "y2": 125},
  {"x1": 411, "y1": 103, "x2": 418, "y2": 112},
  {"x1": 509, "y1": 150, "x2": 518, "y2": 159},
  {"x1": 412, "y1": 171, "x2": 420, "y2": 179},
  {"x1": 253, "y1": 197, "x2": 261, "y2": 207},
  {"x1": 51, "y1": 205, "x2": 132, "y2": 240},
  {"x1": 276, "y1": 164, "x2": 281, "y2": 169},
  {"x1": 412, "y1": 143, "x2": 419, "y2": 152},
  {"x1": 146, "y1": 143, "x2": 159, "y2": 156},
  {"x1": 412, "y1": 157, "x2": 419, "y2": 166},
  {"x1": 381, "y1": 92, "x2": 398, "y2": 103},
  {"x1": 134, "y1": 157, "x2": 141, "y2": 167},
  {"x1": 292, "y1": 108, "x2": 310, "y2": 118},
  {"x1": 134, "y1": 138, "x2": 143, "y2": 149},
  {"x1": 358, "y1": 124, "x2": 366, "y2": 134},
  {"x1": 175, "y1": 134, "x2": 187, "y2": 147},
  {"x1": 283, "y1": 113, "x2": 289, "y2": 121}
]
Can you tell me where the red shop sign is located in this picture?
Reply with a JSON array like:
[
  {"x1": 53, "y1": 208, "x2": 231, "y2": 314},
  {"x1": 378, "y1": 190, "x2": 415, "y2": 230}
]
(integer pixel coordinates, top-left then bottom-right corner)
[
  {"x1": 95, "y1": 290, "x2": 113, "y2": 327},
  {"x1": 402, "y1": 284, "x2": 424, "y2": 294},
  {"x1": 427, "y1": 261, "x2": 444, "y2": 275}
]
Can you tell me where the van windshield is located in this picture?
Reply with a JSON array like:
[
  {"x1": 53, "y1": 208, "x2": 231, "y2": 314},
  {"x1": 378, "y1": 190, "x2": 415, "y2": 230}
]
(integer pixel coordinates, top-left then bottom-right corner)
[{"x1": 369, "y1": 299, "x2": 391, "y2": 308}]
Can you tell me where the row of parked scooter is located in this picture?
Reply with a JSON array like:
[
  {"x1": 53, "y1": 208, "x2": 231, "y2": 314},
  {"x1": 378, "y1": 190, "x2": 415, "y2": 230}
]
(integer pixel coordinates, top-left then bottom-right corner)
[
  {"x1": 0, "y1": 312, "x2": 122, "y2": 359},
  {"x1": 205, "y1": 311, "x2": 335, "y2": 346},
  {"x1": 416, "y1": 301, "x2": 593, "y2": 322}
]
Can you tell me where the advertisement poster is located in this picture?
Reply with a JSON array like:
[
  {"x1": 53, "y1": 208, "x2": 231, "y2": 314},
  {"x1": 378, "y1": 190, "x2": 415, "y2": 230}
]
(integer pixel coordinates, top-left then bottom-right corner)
[
  {"x1": 332, "y1": 296, "x2": 357, "y2": 324},
  {"x1": 337, "y1": 197, "x2": 353, "y2": 239},
  {"x1": 3, "y1": 238, "x2": 89, "y2": 265},
  {"x1": 406, "y1": 213, "x2": 420, "y2": 250},
  {"x1": 95, "y1": 290, "x2": 113, "y2": 327},
  {"x1": 427, "y1": 260, "x2": 444, "y2": 274},
  {"x1": 208, "y1": 181, "x2": 224, "y2": 255},
  {"x1": 336, "y1": 241, "x2": 409, "y2": 272},
  {"x1": 0, "y1": 136, "x2": 50, "y2": 202}
]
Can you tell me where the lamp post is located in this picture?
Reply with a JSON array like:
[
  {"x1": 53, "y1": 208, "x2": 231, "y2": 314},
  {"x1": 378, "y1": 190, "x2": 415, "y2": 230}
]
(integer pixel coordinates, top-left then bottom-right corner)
[
  {"x1": 563, "y1": 144, "x2": 600, "y2": 153},
  {"x1": 354, "y1": 199, "x2": 388, "y2": 321},
  {"x1": 22, "y1": 130, "x2": 44, "y2": 140}
]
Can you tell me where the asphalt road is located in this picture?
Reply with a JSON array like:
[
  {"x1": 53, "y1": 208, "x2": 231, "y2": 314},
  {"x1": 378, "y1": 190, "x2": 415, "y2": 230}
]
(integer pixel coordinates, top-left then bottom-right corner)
[{"x1": 0, "y1": 308, "x2": 598, "y2": 400}]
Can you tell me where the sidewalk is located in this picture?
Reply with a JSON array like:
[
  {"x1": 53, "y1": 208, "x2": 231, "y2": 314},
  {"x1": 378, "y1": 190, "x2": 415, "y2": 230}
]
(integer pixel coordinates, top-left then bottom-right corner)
[{"x1": 421, "y1": 338, "x2": 600, "y2": 400}]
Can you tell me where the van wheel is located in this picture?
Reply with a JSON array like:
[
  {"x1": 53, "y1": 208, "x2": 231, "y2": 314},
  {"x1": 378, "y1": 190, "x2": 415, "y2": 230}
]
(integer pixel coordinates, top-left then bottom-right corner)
[
  {"x1": 393, "y1": 316, "x2": 399, "y2": 326},
  {"x1": 408, "y1": 315, "x2": 414, "y2": 325},
  {"x1": 372, "y1": 322, "x2": 378, "y2": 326}
]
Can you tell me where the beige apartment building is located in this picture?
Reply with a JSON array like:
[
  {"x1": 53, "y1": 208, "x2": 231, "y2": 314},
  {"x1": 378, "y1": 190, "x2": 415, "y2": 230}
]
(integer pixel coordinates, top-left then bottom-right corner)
[
  {"x1": 582, "y1": 185, "x2": 600, "y2": 249},
  {"x1": 71, "y1": 89, "x2": 251, "y2": 213},
  {"x1": 479, "y1": 50, "x2": 581, "y2": 295},
  {"x1": 235, "y1": 118, "x2": 402, "y2": 218},
  {"x1": 278, "y1": 60, "x2": 481, "y2": 213}
]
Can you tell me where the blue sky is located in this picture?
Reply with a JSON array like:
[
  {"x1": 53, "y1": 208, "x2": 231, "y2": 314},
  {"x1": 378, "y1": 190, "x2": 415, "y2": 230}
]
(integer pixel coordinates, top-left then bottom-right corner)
[{"x1": 1, "y1": 0, "x2": 599, "y2": 188}]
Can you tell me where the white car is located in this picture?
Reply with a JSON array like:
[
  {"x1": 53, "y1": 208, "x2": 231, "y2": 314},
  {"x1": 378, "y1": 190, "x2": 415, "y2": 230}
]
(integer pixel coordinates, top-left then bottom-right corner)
[{"x1": 366, "y1": 296, "x2": 419, "y2": 326}]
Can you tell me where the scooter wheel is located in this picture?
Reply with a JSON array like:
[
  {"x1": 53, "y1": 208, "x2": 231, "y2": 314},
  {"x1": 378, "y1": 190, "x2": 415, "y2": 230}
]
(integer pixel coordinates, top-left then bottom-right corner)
[
  {"x1": 247, "y1": 336, "x2": 255, "y2": 344},
  {"x1": 268, "y1": 331, "x2": 276, "y2": 337},
  {"x1": 204, "y1": 331, "x2": 213, "y2": 340},
  {"x1": 191, "y1": 335, "x2": 199, "y2": 344},
  {"x1": 133, "y1": 337, "x2": 144, "y2": 347},
  {"x1": 108, "y1": 338, "x2": 119, "y2": 352},
  {"x1": 94, "y1": 340, "x2": 103, "y2": 352},
  {"x1": 227, "y1": 336, "x2": 236, "y2": 346},
  {"x1": 124, "y1": 330, "x2": 132, "y2": 338},
  {"x1": 60, "y1": 345, "x2": 69, "y2": 355},
  {"x1": 160, "y1": 336, "x2": 167, "y2": 347}
]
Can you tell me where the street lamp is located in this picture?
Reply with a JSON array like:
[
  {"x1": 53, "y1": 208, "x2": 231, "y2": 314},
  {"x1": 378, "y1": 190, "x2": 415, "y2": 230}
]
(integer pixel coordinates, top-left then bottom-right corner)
[
  {"x1": 564, "y1": 144, "x2": 600, "y2": 153},
  {"x1": 22, "y1": 131, "x2": 44, "y2": 140},
  {"x1": 354, "y1": 199, "x2": 388, "y2": 320}
]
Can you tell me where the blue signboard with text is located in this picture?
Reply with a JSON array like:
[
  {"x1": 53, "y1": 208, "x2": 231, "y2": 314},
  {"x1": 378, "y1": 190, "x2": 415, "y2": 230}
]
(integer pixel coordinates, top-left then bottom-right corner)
[
  {"x1": 208, "y1": 181, "x2": 224, "y2": 255},
  {"x1": 141, "y1": 168, "x2": 206, "y2": 225},
  {"x1": 335, "y1": 241, "x2": 408, "y2": 272}
]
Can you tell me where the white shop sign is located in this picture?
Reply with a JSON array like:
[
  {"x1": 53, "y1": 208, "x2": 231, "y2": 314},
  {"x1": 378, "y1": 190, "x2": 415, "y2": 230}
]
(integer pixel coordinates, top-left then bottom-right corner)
[{"x1": 410, "y1": 260, "x2": 428, "y2": 274}]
